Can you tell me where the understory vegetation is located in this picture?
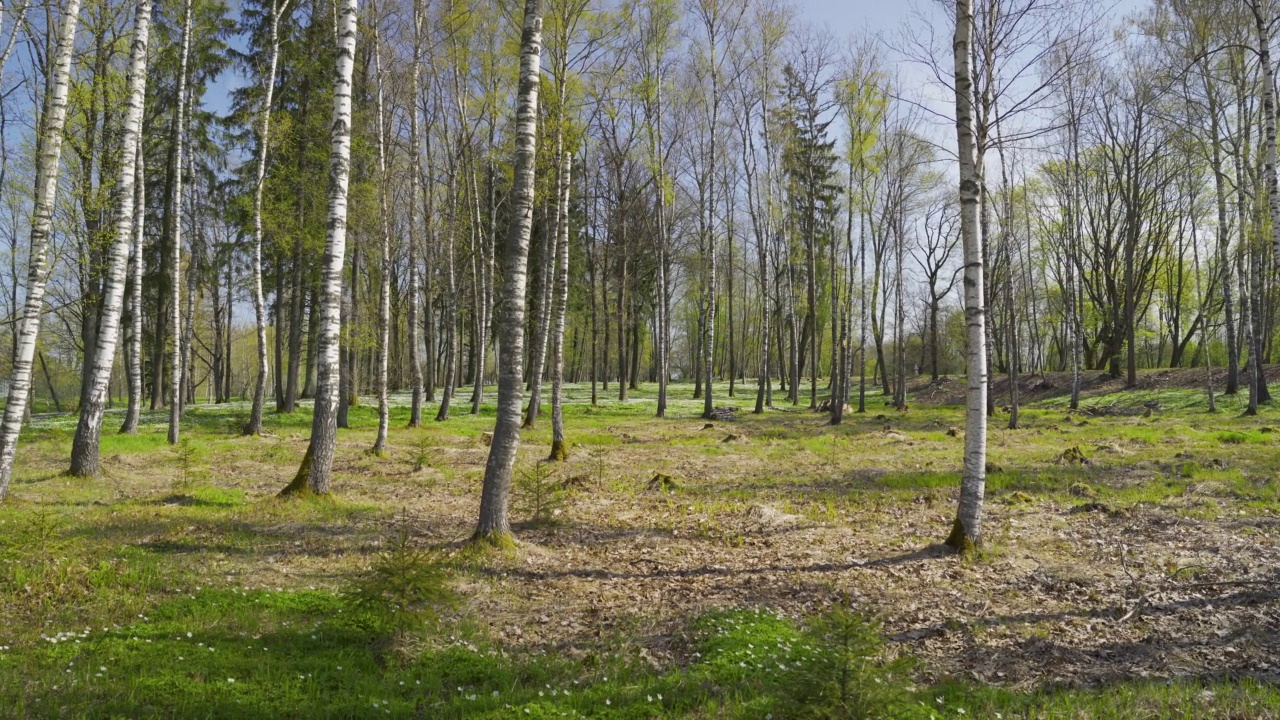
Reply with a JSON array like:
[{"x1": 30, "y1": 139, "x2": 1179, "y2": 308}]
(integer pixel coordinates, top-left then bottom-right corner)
[{"x1": 2, "y1": 379, "x2": 1279, "y2": 718}]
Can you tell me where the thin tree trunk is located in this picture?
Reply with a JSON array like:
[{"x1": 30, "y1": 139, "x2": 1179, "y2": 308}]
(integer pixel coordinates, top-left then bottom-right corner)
[
  {"x1": 435, "y1": 169, "x2": 459, "y2": 422},
  {"x1": 0, "y1": 0, "x2": 81, "y2": 496},
  {"x1": 279, "y1": 0, "x2": 357, "y2": 496},
  {"x1": 121, "y1": 142, "x2": 145, "y2": 433},
  {"x1": 246, "y1": 0, "x2": 288, "y2": 435},
  {"x1": 548, "y1": 154, "x2": 572, "y2": 460},
  {"x1": 166, "y1": 0, "x2": 191, "y2": 443},
  {"x1": 371, "y1": 6, "x2": 391, "y2": 455},
  {"x1": 407, "y1": 0, "x2": 424, "y2": 427},
  {"x1": 525, "y1": 111, "x2": 562, "y2": 427},
  {"x1": 68, "y1": 0, "x2": 150, "y2": 478},
  {"x1": 945, "y1": 0, "x2": 988, "y2": 552},
  {"x1": 474, "y1": 0, "x2": 542, "y2": 541}
]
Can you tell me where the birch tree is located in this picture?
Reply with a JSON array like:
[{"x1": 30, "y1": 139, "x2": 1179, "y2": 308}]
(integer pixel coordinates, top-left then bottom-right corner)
[
  {"x1": 407, "y1": 0, "x2": 425, "y2": 427},
  {"x1": 121, "y1": 144, "x2": 146, "y2": 434},
  {"x1": 245, "y1": 0, "x2": 290, "y2": 436},
  {"x1": 548, "y1": 154, "x2": 572, "y2": 460},
  {"x1": 945, "y1": 0, "x2": 989, "y2": 552},
  {"x1": 279, "y1": 0, "x2": 358, "y2": 497},
  {"x1": 168, "y1": 0, "x2": 194, "y2": 444},
  {"x1": 0, "y1": 0, "x2": 84, "y2": 498},
  {"x1": 69, "y1": 0, "x2": 153, "y2": 478},
  {"x1": 371, "y1": 0, "x2": 392, "y2": 456},
  {"x1": 474, "y1": 0, "x2": 544, "y2": 542}
]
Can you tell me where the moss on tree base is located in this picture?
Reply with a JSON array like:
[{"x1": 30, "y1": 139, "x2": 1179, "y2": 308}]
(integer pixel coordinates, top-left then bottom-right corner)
[
  {"x1": 944, "y1": 516, "x2": 978, "y2": 555},
  {"x1": 469, "y1": 530, "x2": 517, "y2": 551},
  {"x1": 548, "y1": 440, "x2": 569, "y2": 462},
  {"x1": 278, "y1": 443, "x2": 315, "y2": 498}
]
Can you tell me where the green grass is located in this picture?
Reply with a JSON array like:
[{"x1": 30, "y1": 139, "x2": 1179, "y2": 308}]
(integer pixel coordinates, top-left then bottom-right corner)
[{"x1": 5, "y1": 379, "x2": 1280, "y2": 717}]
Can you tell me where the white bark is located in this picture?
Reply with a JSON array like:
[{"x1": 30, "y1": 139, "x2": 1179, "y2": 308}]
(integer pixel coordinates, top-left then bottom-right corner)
[
  {"x1": 69, "y1": 0, "x2": 152, "y2": 478},
  {"x1": 947, "y1": 0, "x2": 988, "y2": 552},
  {"x1": 548, "y1": 153, "x2": 572, "y2": 460},
  {"x1": 122, "y1": 142, "x2": 145, "y2": 434},
  {"x1": 525, "y1": 112, "x2": 562, "y2": 428},
  {"x1": 1253, "y1": 3, "x2": 1280, "y2": 267},
  {"x1": 282, "y1": 0, "x2": 357, "y2": 496},
  {"x1": 475, "y1": 0, "x2": 543, "y2": 540},
  {"x1": 407, "y1": 0, "x2": 424, "y2": 427},
  {"x1": 0, "y1": 0, "x2": 83, "y2": 497},
  {"x1": 435, "y1": 179, "x2": 459, "y2": 422},
  {"x1": 371, "y1": 5, "x2": 391, "y2": 455},
  {"x1": 246, "y1": 0, "x2": 288, "y2": 436},
  {"x1": 167, "y1": 0, "x2": 192, "y2": 444}
]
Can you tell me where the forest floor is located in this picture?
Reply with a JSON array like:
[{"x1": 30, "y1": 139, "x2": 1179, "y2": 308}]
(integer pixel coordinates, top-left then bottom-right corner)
[{"x1": 2, "y1": 375, "x2": 1280, "y2": 718}]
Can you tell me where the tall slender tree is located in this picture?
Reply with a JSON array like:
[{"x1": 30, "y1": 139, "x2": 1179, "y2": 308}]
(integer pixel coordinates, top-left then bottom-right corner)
[
  {"x1": 245, "y1": 0, "x2": 290, "y2": 436},
  {"x1": 279, "y1": 0, "x2": 358, "y2": 496},
  {"x1": 945, "y1": 0, "x2": 989, "y2": 552},
  {"x1": 69, "y1": 0, "x2": 153, "y2": 478},
  {"x1": 371, "y1": 0, "x2": 392, "y2": 455},
  {"x1": 168, "y1": 0, "x2": 194, "y2": 444},
  {"x1": 474, "y1": 0, "x2": 544, "y2": 541},
  {"x1": 121, "y1": 144, "x2": 146, "y2": 434},
  {"x1": 0, "y1": 0, "x2": 84, "y2": 498},
  {"x1": 407, "y1": 0, "x2": 425, "y2": 427}
]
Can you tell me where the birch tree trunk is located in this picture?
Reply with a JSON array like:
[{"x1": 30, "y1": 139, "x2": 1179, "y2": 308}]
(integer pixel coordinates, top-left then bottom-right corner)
[
  {"x1": 371, "y1": 5, "x2": 391, "y2": 455},
  {"x1": 167, "y1": 0, "x2": 192, "y2": 443},
  {"x1": 279, "y1": 0, "x2": 357, "y2": 496},
  {"x1": 652, "y1": 64, "x2": 671, "y2": 419},
  {"x1": 548, "y1": 154, "x2": 572, "y2": 460},
  {"x1": 1253, "y1": 2, "x2": 1280, "y2": 269},
  {"x1": 474, "y1": 0, "x2": 543, "y2": 542},
  {"x1": 435, "y1": 166, "x2": 459, "y2": 422},
  {"x1": 180, "y1": 199, "x2": 197, "y2": 411},
  {"x1": 525, "y1": 104, "x2": 564, "y2": 428},
  {"x1": 121, "y1": 143, "x2": 145, "y2": 434},
  {"x1": 246, "y1": 0, "x2": 289, "y2": 436},
  {"x1": 945, "y1": 0, "x2": 988, "y2": 552},
  {"x1": 407, "y1": 0, "x2": 424, "y2": 427},
  {"x1": 0, "y1": 0, "x2": 83, "y2": 497},
  {"x1": 69, "y1": 0, "x2": 151, "y2": 478}
]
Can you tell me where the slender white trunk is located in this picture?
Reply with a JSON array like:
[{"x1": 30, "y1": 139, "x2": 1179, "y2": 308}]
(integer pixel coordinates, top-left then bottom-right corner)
[
  {"x1": 525, "y1": 105, "x2": 563, "y2": 428},
  {"x1": 701, "y1": 46, "x2": 719, "y2": 420},
  {"x1": 121, "y1": 143, "x2": 145, "y2": 433},
  {"x1": 281, "y1": 0, "x2": 357, "y2": 496},
  {"x1": 468, "y1": 152, "x2": 489, "y2": 415},
  {"x1": 167, "y1": 0, "x2": 192, "y2": 443},
  {"x1": 548, "y1": 154, "x2": 572, "y2": 460},
  {"x1": 1254, "y1": 3, "x2": 1280, "y2": 267},
  {"x1": 435, "y1": 167, "x2": 459, "y2": 422},
  {"x1": 246, "y1": 0, "x2": 288, "y2": 435},
  {"x1": 69, "y1": 0, "x2": 151, "y2": 478},
  {"x1": 371, "y1": 6, "x2": 391, "y2": 455},
  {"x1": 475, "y1": 0, "x2": 543, "y2": 541},
  {"x1": 946, "y1": 0, "x2": 988, "y2": 552},
  {"x1": 407, "y1": 0, "x2": 424, "y2": 427},
  {"x1": 0, "y1": 0, "x2": 82, "y2": 497}
]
